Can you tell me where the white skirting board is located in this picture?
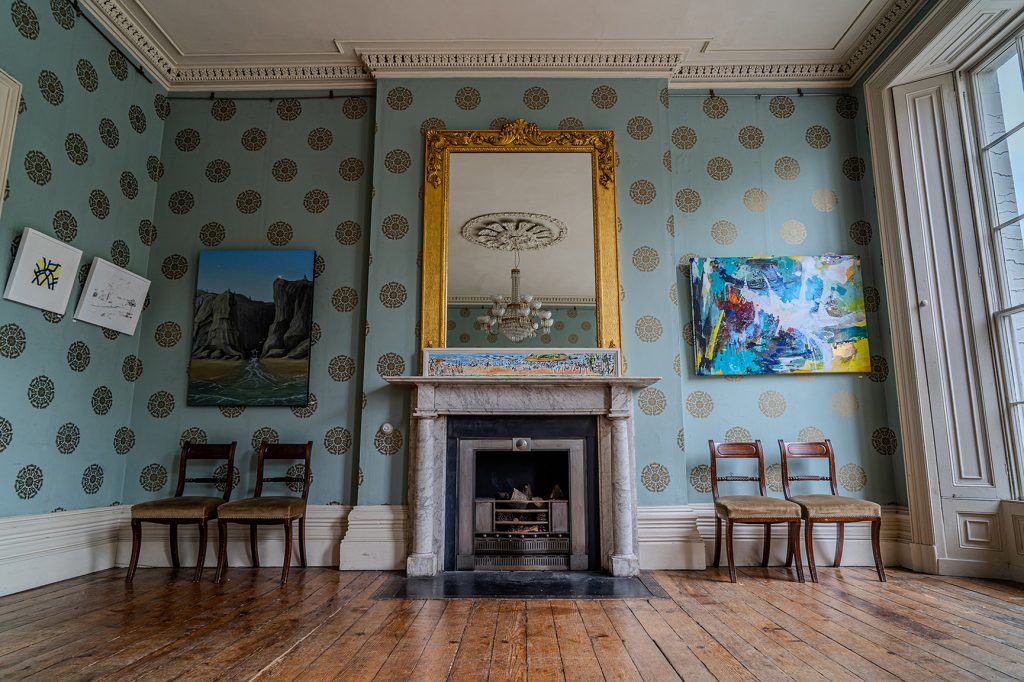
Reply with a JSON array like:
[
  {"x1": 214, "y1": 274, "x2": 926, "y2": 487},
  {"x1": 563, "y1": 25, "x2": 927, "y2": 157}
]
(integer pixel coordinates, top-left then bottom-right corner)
[
  {"x1": 0, "y1": 502, "x2": 913, "y2": 596},
  {"x1": 0, "y1": 506, "x2": 126, "y2": 597},
  {"x1": 337, "y1": 504, "x2": 408, "y2": 570}
]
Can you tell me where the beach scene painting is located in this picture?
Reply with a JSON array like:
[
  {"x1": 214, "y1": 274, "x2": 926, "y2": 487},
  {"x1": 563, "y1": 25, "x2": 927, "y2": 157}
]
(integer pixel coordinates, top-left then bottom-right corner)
[
  {"x1": 690, "y1": 255, "x2": 870, "y2": 376},
  {"x1": 188, "y1": 250, "x2": 314, "y2": 406},
  {"x1": 424, "y1": 348, "x2": 620, "y2": 377}
]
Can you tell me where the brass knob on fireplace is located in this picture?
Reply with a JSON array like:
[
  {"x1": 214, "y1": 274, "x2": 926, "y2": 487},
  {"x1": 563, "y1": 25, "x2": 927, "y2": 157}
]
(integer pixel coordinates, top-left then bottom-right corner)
[{"x1": 514, "y1": 438, "x2": 530, "y2": 451}]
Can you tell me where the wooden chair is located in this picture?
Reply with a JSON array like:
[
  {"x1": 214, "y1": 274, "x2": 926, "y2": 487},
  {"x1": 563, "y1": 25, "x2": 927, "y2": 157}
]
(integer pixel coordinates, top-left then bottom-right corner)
[
  {"x1": 214, "y1": 441, "x2": 312, "y2": 585},
  {"x1": 709, "y1": 440, "x2": 805, "y2": 583},
  {"x1": 779, "y1": 438, "x2": 886, "y2": 583},
  {"x1": 126, "y1": 441, "x2": 237, "y2": 583}
]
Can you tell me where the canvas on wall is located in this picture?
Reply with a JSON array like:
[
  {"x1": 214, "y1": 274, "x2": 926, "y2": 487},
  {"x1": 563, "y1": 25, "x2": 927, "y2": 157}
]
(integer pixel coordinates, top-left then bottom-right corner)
[
  {"x1": 188, "y1": 250, "x2": 315, "y2": 406},
  {"x1": 73, "y1": 257, "x2": 150, "y2": 335},
  {"x1": 690, "y1": 255, "x2": 870, "y2": 375},
  {"x1": 2, "y1": 228, "x2": 83, "y2": 314}
]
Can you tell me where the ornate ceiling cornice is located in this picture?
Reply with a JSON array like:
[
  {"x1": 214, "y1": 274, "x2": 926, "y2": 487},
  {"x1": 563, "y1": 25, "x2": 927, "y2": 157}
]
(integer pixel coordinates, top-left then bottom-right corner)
[
  {"x1": 79, "y1": 0, "x2": 923, "y2": 90},
  {"x1": 670, "y1": 0, "x2": 921, "y2": 86},
  {"x1": 356, "y1": 50, "x2": 688, "y2": 77}
]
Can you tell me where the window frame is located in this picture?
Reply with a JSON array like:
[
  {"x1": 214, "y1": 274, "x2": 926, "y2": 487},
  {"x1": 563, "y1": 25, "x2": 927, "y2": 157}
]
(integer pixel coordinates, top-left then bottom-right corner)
[{"x1": 965, "y1": 28, "x2": 1024, "y2": 499}]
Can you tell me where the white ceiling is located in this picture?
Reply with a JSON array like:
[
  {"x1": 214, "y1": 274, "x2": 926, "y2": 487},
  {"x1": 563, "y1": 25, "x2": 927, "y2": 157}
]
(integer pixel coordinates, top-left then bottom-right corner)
[
  {"x1": 81, "y1": 0, "x2": 921, "y2": 88},
  {"x1": 135, "y1": 0, "x2": 883, "y2": 58},
  {"x1": 447, "y1": 153, "x2": 596, "y2": 301}
]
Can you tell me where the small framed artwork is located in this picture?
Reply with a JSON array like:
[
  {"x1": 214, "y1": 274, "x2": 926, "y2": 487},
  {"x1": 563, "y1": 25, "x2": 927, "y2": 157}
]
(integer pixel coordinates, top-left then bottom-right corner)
[
  {"x1": 74, "y1": 257, "x2": 151, "y2": 335},
  {"x1": 3, "y1": 228, "x2": 83, "y2": 314},
  {"x1": 422, "y1": 348, "x2": 621, "y2": 378}
]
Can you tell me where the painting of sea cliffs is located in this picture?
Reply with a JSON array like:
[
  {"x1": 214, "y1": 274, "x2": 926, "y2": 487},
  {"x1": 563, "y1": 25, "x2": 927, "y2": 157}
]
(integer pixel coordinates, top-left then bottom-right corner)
[
  {"x1": 187, "y1": 250, "x2": 314, "y2": 406},
  {"x1": 690, "y1": 255, "x2": 870, "y2": 376}
]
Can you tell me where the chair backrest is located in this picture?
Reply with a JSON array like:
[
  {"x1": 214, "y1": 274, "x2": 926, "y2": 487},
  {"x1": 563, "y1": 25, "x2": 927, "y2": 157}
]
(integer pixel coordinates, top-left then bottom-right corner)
[
  {"x1": 174, "y1": 441, "x2": 238, "y2": 500},
  {"x1": 708, "y1": 440, "x2": 767, "y2": 499},
  {"x1": 254, "y1": 441, "x2": 313, "y2": 500},
  {"x1": 778, "y1": 439, "x2": 839, "y2": 498}
]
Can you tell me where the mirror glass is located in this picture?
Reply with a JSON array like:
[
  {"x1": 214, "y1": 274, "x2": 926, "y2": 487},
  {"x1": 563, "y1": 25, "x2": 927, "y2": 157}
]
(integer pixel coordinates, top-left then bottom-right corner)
[{"x1": 446, "y1": 152, "x2": 597, "y2": 348}]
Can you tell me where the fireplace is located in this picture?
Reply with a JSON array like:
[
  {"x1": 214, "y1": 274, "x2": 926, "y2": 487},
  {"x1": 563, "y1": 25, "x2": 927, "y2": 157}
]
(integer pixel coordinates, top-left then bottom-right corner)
[
  {"x1": 447, "y1": 417, "x2": 599, "y2": 571},
  {"x1": 387, "y1": 375, "x2": 659, "y2": 577}
]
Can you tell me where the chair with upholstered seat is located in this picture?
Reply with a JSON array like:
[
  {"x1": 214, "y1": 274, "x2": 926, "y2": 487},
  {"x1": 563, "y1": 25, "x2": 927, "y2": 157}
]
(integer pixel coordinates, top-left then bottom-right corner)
[
  {"x1": 709, "y1": 440, "x2": 804, "y2": 583},
  {"x1": 126, "y1": 441, "x2": 238, "y2": 583},
  {"x1": 779, "y1": 438, "x2": 885, "y2": 583},
  {"x1": 214, "y1": 441, "x2": 312, "y2": 585}
]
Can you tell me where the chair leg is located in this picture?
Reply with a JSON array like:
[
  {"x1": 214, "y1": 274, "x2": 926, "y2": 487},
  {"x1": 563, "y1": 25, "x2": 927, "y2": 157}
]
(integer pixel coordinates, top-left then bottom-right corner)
[
  {"x1": 761, "y1": 523, "x2": 771, "y2": 567},
  {"x1": 250, "y1": 524, "x2": 259, "y2": 567},
  {"x1": 785, "y1": 522, "x2": 795, "y2": 567},
  {"x1": 790, "y1": 522, "x2": 805, "y2": 583},
  {"x1": 871, "y1": 519, "x2": 886, "y2": 582},
  {"x1": 194, "y1": 521, "x2": 208, "y2": 583},
  {"x1": 281, "y1": 520, "x2": 293, "y2": 585},
  {"x1": 712, "y1": 516, "x2": 722, "y2": 568},
  {"x1": 126, "y1": 519, "x2": 142, "y2": 583},
  {"x1": 215, "y1": 520, "x2": 229, "y2": 583},
  {"x1": 298, "y1": 516, "x2": 307, "y2": 568},
  {"x1": 725, "y1": 520, "x2": 737, "y2": 583},
  {"x1": 834, "y1": 522, "x2": 845, "y2": 568},
  {"x1": 805, "y1": 520, "x2": 818, "y2": 583},
  {"x1": 169, "y1": 523, "x2": 180, "y2": 568}
]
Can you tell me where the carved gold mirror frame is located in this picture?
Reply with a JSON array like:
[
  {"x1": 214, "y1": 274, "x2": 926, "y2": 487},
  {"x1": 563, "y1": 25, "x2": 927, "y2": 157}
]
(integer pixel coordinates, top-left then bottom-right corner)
[{"x1": 420, "y1": 118, "x2": 622, "y2": 351}]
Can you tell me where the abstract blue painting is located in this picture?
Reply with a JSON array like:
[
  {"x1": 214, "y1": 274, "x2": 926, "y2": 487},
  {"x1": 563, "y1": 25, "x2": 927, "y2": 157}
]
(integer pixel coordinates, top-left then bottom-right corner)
[{"x1": 690, "y1": 255, "x2": 870, "y2": 375}]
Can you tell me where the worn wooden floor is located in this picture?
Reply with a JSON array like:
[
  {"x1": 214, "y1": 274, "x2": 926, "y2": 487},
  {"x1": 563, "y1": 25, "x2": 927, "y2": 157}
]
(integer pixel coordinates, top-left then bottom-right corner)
[{"x1": 0, "y1": 567, "x2": 1022, "y2": 681}]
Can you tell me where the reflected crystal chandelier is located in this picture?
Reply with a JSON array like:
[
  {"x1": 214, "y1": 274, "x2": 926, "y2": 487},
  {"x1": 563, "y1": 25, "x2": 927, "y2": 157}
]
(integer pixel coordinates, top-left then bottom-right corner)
[{"x1": 476, "y1": 250, "x2": 553, "y2": 342}]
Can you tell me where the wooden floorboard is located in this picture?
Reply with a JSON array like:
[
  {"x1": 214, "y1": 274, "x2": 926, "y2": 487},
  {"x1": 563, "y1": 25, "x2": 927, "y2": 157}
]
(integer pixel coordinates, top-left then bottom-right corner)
[{"x1": 0, "y1": 567, "x2": 1021, "y2": 681}]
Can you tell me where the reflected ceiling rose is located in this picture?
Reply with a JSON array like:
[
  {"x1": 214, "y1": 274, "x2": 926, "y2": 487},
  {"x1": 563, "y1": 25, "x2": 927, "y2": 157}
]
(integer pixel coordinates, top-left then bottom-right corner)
[{"x1": 461, "y1": 212, "x2": 567, "y2": 251}]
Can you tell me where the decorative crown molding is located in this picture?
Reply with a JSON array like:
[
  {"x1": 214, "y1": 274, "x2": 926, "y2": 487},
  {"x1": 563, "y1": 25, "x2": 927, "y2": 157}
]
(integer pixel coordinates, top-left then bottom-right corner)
[
  {"x1": 671, "y1": 0, "x2": 921, "y2": 86},
  {"x1": 78, "y1": 0, "x2": 372, "y2": 91},
  {"x1": 356, "y1": 49, "x2": 688, "y2": 77},
  {"x1": 80, "y1": 0, "x2": 924, "y2": 90}
]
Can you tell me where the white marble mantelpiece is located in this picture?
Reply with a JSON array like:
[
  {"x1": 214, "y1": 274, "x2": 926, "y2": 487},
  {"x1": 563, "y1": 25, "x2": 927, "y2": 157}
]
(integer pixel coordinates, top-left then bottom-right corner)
[{"x1": 386, "y1": 375, "x2": 658, "y2": 577}]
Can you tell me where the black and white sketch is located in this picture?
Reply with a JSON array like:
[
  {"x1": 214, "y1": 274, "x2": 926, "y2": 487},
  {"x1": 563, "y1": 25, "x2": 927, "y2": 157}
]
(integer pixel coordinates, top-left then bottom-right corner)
[{"x1": 73, "y1": 257, "x2": 150, "y2": 335}]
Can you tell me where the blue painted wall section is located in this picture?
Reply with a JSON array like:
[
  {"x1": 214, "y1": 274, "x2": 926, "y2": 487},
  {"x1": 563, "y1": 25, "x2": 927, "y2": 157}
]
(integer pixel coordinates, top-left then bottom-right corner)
[
  {"x1": 0, "y1": 6, "x2": 904, "y2": 515},
  {"x1": 124, "y1": 94, "x2": 373, "y2": 506},
  {"x1": 359, "y1": 78, "x2": 685, "y2": 506},
  {"x1": 671, "y1": 92, "x2": 898, "y2": 505},
  {"x1": 0, "y1": 0, "x2": 164, "y2": 513}
]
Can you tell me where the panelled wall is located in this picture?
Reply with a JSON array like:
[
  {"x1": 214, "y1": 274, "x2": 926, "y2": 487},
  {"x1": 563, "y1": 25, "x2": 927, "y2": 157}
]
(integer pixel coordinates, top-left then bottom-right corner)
[
  {"x1": 0, "y1": 0, "x2": 164, "y2": 514},
  {"x1": 0, "y1": 8, "x2": 904, "y2": 516}
]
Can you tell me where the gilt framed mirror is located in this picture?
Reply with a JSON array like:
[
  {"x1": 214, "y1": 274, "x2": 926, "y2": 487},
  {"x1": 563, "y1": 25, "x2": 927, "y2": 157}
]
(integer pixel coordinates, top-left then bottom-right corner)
[{"x1": 420, "y1": 119, "x2": 622, "y2": 352}]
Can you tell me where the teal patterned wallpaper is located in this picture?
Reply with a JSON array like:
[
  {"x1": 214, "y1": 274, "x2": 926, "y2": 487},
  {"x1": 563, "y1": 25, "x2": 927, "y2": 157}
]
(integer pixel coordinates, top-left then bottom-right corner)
[
  {"x1": 446, "y1": 304, "x2": 597, "y2": 348},
  {"x1": 0, "y1": 0, "x2": 165, "y2": 514},
  {"x1": 122, "y1": 94, "x2": 373, "y2": 506},
  {"x1": 0, "y1": 5, "x2": 904, "y2": 515},
  {"x1": 360, "y1": 78, "x2": 685, "y2": 505},
  {"x1": 671, "y1": 92, "x2": 898, "y2": 505}
]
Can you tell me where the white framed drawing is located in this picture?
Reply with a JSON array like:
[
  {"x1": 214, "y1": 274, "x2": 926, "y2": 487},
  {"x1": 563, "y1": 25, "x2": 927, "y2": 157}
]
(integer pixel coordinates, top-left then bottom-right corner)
[
  {"x1": 3, "y1": 228, "x2": 83, "y2": 314},
  {"x1": 0, "y1": 67, "x2": 20, "y2": 219},
  {"x1": 74, "y1": 257, "x2": 150, "y2": 335}
]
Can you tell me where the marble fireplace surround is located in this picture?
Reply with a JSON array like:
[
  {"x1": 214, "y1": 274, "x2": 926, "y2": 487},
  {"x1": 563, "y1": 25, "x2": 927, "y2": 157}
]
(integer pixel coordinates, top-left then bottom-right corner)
[{"x1": 387, "y1": 376, "x2": 658, "y2": 577}]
